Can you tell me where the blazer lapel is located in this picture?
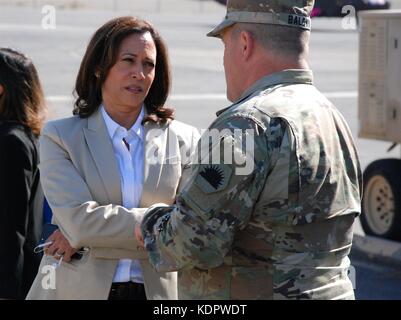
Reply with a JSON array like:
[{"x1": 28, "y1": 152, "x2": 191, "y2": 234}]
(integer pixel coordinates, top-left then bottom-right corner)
[
  {"x1": 83, "y1": 109, "x2": 122, "y2": 205},
  {"x1": 140, "y1": 123, "x2": 166, "y2": 207}
]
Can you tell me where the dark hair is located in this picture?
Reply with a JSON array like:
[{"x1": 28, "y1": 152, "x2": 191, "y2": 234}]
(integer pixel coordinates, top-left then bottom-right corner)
[
  {"x1": 0, "y1": 48, "x2": 46, "y2": 136},
  {"x1": 73, "y1": 16, "x2": 174, "y2": 124}
]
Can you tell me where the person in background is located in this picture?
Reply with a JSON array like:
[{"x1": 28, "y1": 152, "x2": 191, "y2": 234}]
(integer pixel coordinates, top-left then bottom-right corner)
[{"x1": 0, "y1": 48, "x2": 46, "y2": 299}]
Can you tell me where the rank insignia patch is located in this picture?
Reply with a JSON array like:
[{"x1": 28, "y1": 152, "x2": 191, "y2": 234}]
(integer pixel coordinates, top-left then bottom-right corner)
[{"x1": 195, "y1": 164, "x2": 232, "y2": 194}]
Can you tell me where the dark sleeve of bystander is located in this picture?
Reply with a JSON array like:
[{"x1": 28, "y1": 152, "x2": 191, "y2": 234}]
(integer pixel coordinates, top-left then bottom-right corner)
[{"x1": 0, "y1": 125, "x2": 43, "y2": 299}]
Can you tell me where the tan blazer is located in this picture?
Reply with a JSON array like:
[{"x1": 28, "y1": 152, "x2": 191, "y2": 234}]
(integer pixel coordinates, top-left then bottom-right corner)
[{"x1": 26, "y1": 109, "x2": 199, "y2": 300}]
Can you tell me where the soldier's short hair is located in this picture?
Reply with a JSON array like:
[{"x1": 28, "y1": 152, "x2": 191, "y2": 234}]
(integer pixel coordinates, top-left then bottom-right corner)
[{"x1": 233, "y1": 23, "x2": 310, "y2": 58}]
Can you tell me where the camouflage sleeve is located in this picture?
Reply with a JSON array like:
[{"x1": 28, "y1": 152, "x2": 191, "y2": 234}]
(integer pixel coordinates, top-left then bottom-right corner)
[{"x1": 141, "y1": 116, "x2": 287, "y2": 272}]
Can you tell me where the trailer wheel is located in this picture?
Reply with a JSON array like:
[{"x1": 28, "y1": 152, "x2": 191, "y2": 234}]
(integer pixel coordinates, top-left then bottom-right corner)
[{"x1": 361, "y1": 159, "x2": 401, "y2": 241}]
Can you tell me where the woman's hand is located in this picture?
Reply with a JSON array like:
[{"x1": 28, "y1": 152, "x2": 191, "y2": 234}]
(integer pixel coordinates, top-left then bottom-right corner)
[{"x1": 44, "y1": 230, "x2": 78, "y2": 263}]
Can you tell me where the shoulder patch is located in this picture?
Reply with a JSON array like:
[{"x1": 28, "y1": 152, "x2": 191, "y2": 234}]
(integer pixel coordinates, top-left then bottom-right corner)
[{"x1": 195, "y1": 164, "x2": 233, "y2": 194}]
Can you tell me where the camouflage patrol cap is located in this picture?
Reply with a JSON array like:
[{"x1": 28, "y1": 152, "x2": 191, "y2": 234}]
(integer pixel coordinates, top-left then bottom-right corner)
[{"x1": 207, "y1": 0, "x2": 315, "y2": 37}]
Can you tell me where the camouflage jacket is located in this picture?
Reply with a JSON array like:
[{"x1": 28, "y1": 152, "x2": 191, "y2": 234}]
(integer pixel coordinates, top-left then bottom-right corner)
[{"x1": 141, "y1": 69, "x2": 362, "y2": 300}]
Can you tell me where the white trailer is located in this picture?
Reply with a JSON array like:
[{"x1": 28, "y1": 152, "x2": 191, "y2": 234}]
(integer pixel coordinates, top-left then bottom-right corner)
[{"x1": 358, "y1": 10, "x2": 401, "y2": 240}]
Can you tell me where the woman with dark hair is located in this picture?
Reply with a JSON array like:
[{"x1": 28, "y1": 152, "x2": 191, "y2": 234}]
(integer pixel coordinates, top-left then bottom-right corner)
[
  {"x1": 27, "y1": 17, "x2": 199, "y2": 300},
  {"x1": 0, "y1": 48, "x2": 46, "y2": 299}
]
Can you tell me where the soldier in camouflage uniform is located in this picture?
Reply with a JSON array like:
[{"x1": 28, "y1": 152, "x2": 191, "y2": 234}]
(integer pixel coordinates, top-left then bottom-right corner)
[{"x1": 138, "y1": 0, "x2": 362, "y2": 299}]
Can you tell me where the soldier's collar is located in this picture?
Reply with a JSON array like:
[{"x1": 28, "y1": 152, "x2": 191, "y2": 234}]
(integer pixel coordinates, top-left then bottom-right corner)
[{"x1": 216, "y1": 69, "x2": 314, "y2": 117}]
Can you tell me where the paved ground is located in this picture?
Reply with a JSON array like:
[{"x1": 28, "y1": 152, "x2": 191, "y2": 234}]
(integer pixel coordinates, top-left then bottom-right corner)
[{"x1": 352, "y1": 252, "x2": 401, "y2": 300}]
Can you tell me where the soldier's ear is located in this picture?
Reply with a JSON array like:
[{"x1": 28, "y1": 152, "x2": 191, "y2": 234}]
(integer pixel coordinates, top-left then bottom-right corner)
[
  {"x1": 240, "y1": 30, "x2": 254, "y2": 61},
  {"x1": 0, "y1": 84, "x2": 4, "y2": 96}
]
